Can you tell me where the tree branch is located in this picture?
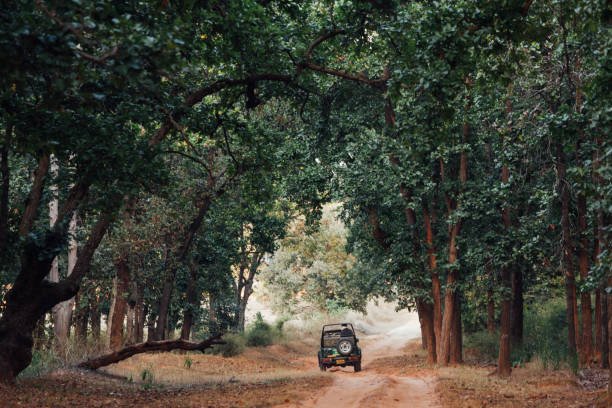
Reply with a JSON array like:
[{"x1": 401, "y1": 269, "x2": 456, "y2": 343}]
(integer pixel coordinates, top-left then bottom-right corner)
[
  {"x1": 301, "y1": 62, "x2": 389, "y2": 89},
  {"x1": 148, "y1": 74, "x2": 293, "y2": 147},
  {"x1": 304, "y1": 29, "x2": 345, "y2": 61},
  {"x1": 521, "y1": 0, "x2": 534, "y2": 17},
  {"x1": 36, "y1": 1, "x2": 119, "y2": 65},
  {"x1": 78, "y1": 334, "x2": 225, "y2": 370},
  {"x1": 18, "y1": 153, "x2": 50, "y2": 237}
]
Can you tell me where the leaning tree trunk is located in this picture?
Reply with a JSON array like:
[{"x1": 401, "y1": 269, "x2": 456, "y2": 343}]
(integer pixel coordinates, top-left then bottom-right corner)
[{"x1": 79, "y1": 334, "x2": 224, "y2": 370}]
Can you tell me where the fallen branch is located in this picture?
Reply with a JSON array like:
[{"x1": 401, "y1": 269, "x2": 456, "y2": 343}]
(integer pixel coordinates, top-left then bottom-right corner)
[{"x1": 78, "y1": 334, "x2": 225, "y2": 370}]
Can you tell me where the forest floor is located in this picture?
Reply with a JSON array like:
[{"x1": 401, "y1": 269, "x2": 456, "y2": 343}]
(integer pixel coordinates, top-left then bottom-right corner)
[{"x1": 0, "y1": 309, "x2": 608, "y2": 407}]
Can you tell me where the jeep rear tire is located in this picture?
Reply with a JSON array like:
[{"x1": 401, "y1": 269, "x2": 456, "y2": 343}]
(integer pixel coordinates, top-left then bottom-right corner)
[
  {"x1": 354, "y1": 362, "x2": 361, "y2": 372},
  {"x1": 337, "y1": 339, "x2": 354, "y2": 356}
]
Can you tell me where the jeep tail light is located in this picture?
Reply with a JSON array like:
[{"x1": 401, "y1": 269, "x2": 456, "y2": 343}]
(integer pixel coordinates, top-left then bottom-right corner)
[{"x1": 322, "y1": 358, "x2": 331, "y2": 363}]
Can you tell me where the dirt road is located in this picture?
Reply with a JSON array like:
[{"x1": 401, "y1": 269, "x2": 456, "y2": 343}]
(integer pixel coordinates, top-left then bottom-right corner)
[{"x1": 279, "y1": 311, "x2": 440, "y2": 408}]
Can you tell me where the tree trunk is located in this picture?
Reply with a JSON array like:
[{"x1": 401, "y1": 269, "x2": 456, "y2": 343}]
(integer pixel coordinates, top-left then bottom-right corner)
[
  {"x1": 497, "y1": 153, "x2": 514, "y2": 376},
  {"x1": 155, "y1": 267, "x2": 175, "y2": 340},
  {"x1": 235, "y1": 251, "x2": 263, "y2": 332},
  {"x1": 74, "y1": 292, "x2": 90, "y2": 342},
  {"x1": 108, "y1": 257, "x2": 130, "y2": 350},
  {"x1": 577, "y1": 192, "x2": 592, "y2": 367},
  {"x1": 423, "y1": 204, "x2": 442, "y2": 356},
  {"x1": 209, "y1": 293, "x2": 218, "y2": 334},
  {"x1": 415, "y1": 300, "x2": 436, "y2": 364},
  {"x1": 510, "y1": 267, "x2": 523, "y2": 344},
  {"x1": 556, "y1": 142, "x2": 579, "y2": 357},
  {"x1": 54, "y1": 213, "x2": 78, "y2": 345},
  {"x1": 181, "y1": 262, "x2": 199, "y2": 340},
  {"x1": 79, "y1": 334, "x2": 224, "y2": 370},
  {"x1": 147, "y1": 313, "x2": 156, "y2": 342},
  {"x1": 498, "y1": 265, "x2": 512, "y2": 377},
  {"x1": 156, "y1": 189, "x2": 216, "y2": 340},
  {"x1": 450, "y1": 293, "x2": 463, "y2": 365}
]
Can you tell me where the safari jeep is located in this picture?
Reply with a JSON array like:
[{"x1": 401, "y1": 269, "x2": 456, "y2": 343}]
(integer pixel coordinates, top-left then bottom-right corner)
[{"x1": 317, "y1": 323, "x2": 362, "y2": 372}]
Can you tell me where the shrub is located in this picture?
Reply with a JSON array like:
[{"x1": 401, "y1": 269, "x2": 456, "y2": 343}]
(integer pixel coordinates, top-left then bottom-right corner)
[
  {"x1": 246, "y1": 313, "x2": 279, "y2": 347},
  {"x1": 465, "y1": 298, "x2": 572, "y2": 370},
  {"x1": 209, "y1": 333, "x2": 247, "y2": 357},
  {"x1": 520, "y1": 297, "x2": 571, "y2": 370}
]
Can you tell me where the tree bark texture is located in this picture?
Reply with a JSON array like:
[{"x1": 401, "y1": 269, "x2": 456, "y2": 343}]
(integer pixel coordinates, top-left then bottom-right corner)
[
  {"x1": 450, "y1": 293, "x2": 463, "y2": 365},
  {"x1": 439, "y1": 135, "x2": 467, "y2": 365},
  {"x1": 108, "y1": 256, "x2": 130, "y2": 350}
]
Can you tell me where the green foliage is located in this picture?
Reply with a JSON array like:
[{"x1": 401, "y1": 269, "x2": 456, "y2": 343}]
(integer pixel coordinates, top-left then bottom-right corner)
[
  {"x1": 183, "y1": 356, "x2": 193, "y2": 369},
  {"x1": 466, "y1": 298, "x2": 574, "y2": 370},
  {"x1": 518, "y1": 298, "x2": 572, "y2": 370},
  {"x1": 260, "y1": 204, "x2": 361, "y2": 316},
  {"x1": 245, "y1": 313, "x2": 280, "y2": 347}
]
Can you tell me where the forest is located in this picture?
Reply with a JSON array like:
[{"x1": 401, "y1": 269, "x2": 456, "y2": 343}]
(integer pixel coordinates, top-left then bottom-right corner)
[{"x1": 0, "y1": 0, "x2": 610, "y2": 406}]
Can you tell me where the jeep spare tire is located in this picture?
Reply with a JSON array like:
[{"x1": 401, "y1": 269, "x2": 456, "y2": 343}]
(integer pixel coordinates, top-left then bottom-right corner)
[{"x1": 337, "y1": 339, "x2": 354, "y2": 355}]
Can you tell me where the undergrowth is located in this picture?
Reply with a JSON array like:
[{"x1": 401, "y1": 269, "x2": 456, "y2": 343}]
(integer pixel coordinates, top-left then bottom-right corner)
[{"x1": 465, "y1": 297, "x2": 574, "y2": 370}]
